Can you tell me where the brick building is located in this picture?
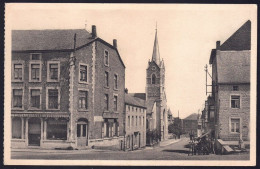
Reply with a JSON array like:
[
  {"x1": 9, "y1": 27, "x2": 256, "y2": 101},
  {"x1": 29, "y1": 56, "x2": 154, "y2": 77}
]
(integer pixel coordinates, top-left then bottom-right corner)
[
  {"x1": 124, "y1": 93, "x2": 146, "y2": 151},
  {"x1": 208, "y1": 20, "x2": 251, "y2": 147},
  {"x1": 11, "y1": 25, "x2": 125, "y2": 149},
  {"x1": 182, "y1": 113, "x2": 198, "y2": 136}
]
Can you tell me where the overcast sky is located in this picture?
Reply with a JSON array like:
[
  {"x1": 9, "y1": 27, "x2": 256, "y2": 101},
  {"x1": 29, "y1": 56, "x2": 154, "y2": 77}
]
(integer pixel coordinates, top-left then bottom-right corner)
[{"x1": 6, "y1": 4, "x2": 256, "y2": 118}]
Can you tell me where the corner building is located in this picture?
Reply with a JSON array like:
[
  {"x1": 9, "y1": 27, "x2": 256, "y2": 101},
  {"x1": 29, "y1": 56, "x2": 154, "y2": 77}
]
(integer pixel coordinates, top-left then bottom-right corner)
[{"x1": 11, "y1": 25, "x2": 125, "y2": 149}]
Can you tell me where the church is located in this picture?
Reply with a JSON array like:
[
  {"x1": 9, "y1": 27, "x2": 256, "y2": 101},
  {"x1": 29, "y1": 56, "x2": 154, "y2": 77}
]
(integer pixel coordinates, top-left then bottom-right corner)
[{"x1": 130, "y1": 28, "x2": 168, "y2": 144}]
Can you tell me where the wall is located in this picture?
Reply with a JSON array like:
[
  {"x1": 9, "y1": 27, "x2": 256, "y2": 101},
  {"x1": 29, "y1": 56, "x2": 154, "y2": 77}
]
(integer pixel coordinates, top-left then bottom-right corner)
[{"x1": 218, "y1": 84, "x2": 250, "y2": 141}]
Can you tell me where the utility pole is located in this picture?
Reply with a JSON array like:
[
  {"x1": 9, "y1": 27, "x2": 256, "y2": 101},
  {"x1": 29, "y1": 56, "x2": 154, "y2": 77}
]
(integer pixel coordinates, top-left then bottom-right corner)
[{"x1": 205, "y1": 64, "x2": 212, "y2": 95}]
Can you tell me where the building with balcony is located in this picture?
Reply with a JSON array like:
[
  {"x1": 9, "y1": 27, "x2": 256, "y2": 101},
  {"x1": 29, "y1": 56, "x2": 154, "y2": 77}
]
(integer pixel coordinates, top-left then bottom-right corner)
[{"x1": 11, "y1": 25, "x2": 125, "y2": 149}]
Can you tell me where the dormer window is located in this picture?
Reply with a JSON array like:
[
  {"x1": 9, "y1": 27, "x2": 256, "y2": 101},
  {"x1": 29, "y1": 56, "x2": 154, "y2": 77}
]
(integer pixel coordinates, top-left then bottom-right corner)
[
  {"x1": 31, "y1": 53, "x2": 41, "y2": 60},
  {"x1": 152, "y1": 74, "x2": 156, "y2": 84}
]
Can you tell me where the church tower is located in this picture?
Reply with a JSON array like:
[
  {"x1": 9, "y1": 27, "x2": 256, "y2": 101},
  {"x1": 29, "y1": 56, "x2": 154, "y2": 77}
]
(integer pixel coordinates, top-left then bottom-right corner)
[{"x1": 146, "y1": 27, "x2": 168, "y2": 143}]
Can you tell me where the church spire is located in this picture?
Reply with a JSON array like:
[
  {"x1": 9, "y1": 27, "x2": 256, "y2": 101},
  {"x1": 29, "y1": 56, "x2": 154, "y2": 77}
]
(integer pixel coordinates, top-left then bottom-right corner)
[{"x1": 152, "y1": 23, "x2": 160, "y2": 65}]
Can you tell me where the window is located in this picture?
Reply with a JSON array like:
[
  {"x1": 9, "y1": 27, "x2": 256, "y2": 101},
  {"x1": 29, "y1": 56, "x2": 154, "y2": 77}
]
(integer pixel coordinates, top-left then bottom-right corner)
[
  {"x1": 114, "y1": 95, "x2": 118, "y2": 111},
  {"x1": 104, "y1": 94, "x2": 109, "y2": 111},
  {"x1": 105, "y1": 71, "x2": 109, "y2": 87},
  {"x1": 12, "y1": 89, "x2": 23, "y2": 108},
  {"x1": 31, "y1": 53, "x2": 41, "y2": 60},
  {"x1": 132, "y1": 116, "x2": 134, "y2": 127},
  {"x1": 47, "y1": 118, "x2": 67, "y2": 140},
  {"x1": 136, "y1": 116, "x2": 138, "y2": 126},
  {"x1": 13, "y1": 64, "x2": 23, "y2": 81},
  {"x1": 152, "y1": 74, "x2": 156, "y2": 84},
  {"x1": 128, "y1": 116, "x2": 130, "y2": 127},
  {"x1": 30, "y1": 64, "x2": 40, "y2": 81},
  {"x1": 30, "y1": 89, "x2": 41, "y2": 109},
  {"x1": 12, "y1": 117, "x2": 22, "y2": 139},
  {"x1": 139, "y1": 116, "x2": 141, "y2": 126},
  {"x1": 47, "y1": 89, "x2": 59, "y2": 109},
  {"x1": 231, "y1": 118, "x2": 240, "y2": 133},
  {"x1": 79, "y1": 64, "x2": 88, "y2": 83},
  {"x1": 47, "y1": 62, "x2": 60, "y2": 82},
  {"x1": 114, "y1": 74, "x2": 118, "y2": 89},
  {"x1": 233, "y1": 86, "x2": 239, "y2": 91},
  {"x1": 79, "y1": 90, "x2": 88, "y2": 110},
  {"x1": 231, "y1": 95, "x2": 240, "y2": 108},
  {"x1": 104, "y1": 50, "x2": 109, "y2": 66}
]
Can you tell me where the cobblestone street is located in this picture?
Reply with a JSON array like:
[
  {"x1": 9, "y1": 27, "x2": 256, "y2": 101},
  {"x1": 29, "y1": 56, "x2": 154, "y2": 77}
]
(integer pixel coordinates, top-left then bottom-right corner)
[{"x1": 11, "y1": 137, "x2": 249, "y2": 160}]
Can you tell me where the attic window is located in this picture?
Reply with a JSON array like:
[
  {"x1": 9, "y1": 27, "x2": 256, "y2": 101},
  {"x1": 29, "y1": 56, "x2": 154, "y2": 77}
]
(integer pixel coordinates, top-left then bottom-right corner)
[
  {"x1": 233, "y1": 86, "x2": 239, "y2": 91},
  {"x1": 31, "y1": 53, "x2": 41, "y2": 60}
]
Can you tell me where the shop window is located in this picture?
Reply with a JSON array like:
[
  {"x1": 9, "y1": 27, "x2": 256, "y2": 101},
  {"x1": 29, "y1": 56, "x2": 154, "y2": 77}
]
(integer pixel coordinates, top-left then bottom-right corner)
[
  {"x1": 12, "y1": 89, "x2": 23, "y2": 108},
  {"x1": 12, "y1": 117, "x2": 22, "y2": 139},
  {"x1": 47, "y1": 119, "x2": 67, "y2": 140}
]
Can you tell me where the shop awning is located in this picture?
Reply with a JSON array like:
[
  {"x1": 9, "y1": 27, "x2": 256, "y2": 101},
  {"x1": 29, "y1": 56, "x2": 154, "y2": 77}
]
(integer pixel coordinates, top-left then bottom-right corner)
[{"x1": 11, "y1": 112, "x2": 70, "y2": 118}]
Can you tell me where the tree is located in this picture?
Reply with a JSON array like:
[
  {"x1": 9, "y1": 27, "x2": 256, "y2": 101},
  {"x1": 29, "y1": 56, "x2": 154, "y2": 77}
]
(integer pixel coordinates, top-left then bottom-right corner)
[{"x1": 168, "y1": 122, "x2": 182, "y2": 139}]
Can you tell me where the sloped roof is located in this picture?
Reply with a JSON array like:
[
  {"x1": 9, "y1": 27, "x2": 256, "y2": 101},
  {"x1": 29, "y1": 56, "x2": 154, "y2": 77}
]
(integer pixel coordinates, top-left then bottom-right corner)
[
  {"x1": 12, "y1": 29, "x2": 94, "y2": 51},
  {"x1": 125, "y1": 94, "x2": 146, "y2": 108},
  {"x1": 220, "y1": 20, "x2": 251, "y2": 51},
  {"x1": 184, "y1": 113, "x2": 198, "y2": 121},
  {"x1": 128, "y1": 93, "x2": 146, "y2": 100},
  {"x1": 217, "y1": 51, "x2": 250, "y2": 83}
]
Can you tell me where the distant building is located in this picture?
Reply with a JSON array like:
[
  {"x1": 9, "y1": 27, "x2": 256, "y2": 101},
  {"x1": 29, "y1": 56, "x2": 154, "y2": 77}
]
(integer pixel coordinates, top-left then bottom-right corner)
[
  {"x1": 124, "y1": 93, "x2": 146, "y2": 151},
  {"x1": 182, "y1": 113, "x2": 198, "y2": 136},
  {"x1": 208, "y1": 20, "x2": 251, "y2": 147},
  {"x1": 11, "y1": 25, "x2": 126, "y2": 149},
  {"x1": 167, "y1": 109, "x2": 173, "y2": 125}
]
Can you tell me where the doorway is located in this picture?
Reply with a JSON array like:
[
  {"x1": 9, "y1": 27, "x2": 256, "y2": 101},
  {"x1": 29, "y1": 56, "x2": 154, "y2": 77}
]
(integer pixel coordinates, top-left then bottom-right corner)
[
  {"x1": 77, "y1": 118, "x2": 88, "y2": 147},
  {"x1": 28, "y1": 118, "x2": 41, "y2": 146}
]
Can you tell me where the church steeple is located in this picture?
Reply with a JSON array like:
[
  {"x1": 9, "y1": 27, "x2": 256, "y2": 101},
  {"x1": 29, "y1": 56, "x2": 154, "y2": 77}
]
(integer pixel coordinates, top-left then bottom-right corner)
[{"x1": 152, "y1": 24, "x2": 160, "y2": 65}]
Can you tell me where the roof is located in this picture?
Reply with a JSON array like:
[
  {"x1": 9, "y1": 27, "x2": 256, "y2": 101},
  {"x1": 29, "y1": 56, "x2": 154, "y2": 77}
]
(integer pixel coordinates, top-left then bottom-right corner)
[
  {"x1": 151, "y1": 29, "x2": 160, "y2": 66},
  {"x1": 217, "y1": 51, "x2": 250, "y2": 83},
  {"x1": 125, "y1": 94, "x2": 146, "y2": 108},
  {"x1": 220, "y1": 20, "x2": 251, "y2": 51},
  {"x1": 184, "y1": 113, "x2": 198, "y2": 121},
  {"x1": 128, "y1": 93, "x2": 146, "y2": 100},
  {"x1": 12, "y1": 29, "x2": 126, "y2": 68},
  {"x1": 12, "y1": 29, "x2": 94, "y2": 51}
]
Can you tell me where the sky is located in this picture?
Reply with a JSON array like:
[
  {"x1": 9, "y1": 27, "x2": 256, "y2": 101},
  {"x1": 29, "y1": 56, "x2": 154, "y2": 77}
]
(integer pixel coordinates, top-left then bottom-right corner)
[{"x1": 6, "y1": 4, "x2": 256, "y2": 118}]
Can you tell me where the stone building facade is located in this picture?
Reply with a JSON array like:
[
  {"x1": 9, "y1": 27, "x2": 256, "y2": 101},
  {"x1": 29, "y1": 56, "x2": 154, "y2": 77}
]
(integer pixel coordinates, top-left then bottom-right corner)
[
  {"x1": 208, "y1": 20, "x2": 251, "y2": 144},
  {"x1": 124, "y1": 93, "x2": 146, "y2": 151},
  {"x1": 11, "y1": 25, "x2": 125, "y2": 149},
  {"x1": 145, "y1": 29, "x2": 168, "y2": 143}
]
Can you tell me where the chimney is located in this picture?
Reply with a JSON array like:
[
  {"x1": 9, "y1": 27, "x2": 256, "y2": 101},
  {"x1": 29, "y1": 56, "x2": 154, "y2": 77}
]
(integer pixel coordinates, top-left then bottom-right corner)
[
  {"x1": 113, "y1": 39, "x2": 117, "y2": 48},
  {"x1": 216, "y1": 41, "x2": 220, "y2": 49},
  {"x1": 125, "y1": 88, "x2": 128, "y2": 94},
  {"x1": 92, "y1": 25, "x2": 97, "y2": 38}
]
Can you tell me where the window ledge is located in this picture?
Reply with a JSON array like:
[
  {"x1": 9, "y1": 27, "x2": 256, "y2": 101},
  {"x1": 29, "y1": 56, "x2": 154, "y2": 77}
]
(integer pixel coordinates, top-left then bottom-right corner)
[
  {"x1": 78, "y1": 109, "x2": 89, "y2": 112},
  {"x1": 11, "y1": 139, "x2": 25, "y2": 142},
  {"x1": 12, "y1": 80, "x2": 24, "y2": 83},
  {"x1": 29, "y1": 80, "x2": 41, "y2": 83},
  {"x1": 231, "y1": 108, "x2": 241, "y2": 110},
  {"x1": 113, "y1": 88, "x2": 119, "y2": 91},
  {"x1": 47, "y1": 80, "x2": 60, "y2": 83},
  {"x1": 104, "y1": 86, "x2": 110, "y2": 89},
  {"x1": 28, "y1": 108, "x2": 41, "y2": 111},
  {"x1": 79, "y1": 81, "x2": 89, "y2": 84},
  {"x1": 11, "y1": 108, "x2": 24, "y2": 111},
  {"x1": 46, "y1": 109, "x2": 60, "y2": 111},
  {"x1": 104, "y1": 64, "x2": 109, "y2": 67}
]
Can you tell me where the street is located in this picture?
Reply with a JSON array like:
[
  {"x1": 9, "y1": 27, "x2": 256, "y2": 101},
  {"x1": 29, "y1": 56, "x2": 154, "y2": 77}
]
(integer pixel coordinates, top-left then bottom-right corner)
[{"x1": 11, "y1": 138, "x2": 249, "y2": 160}]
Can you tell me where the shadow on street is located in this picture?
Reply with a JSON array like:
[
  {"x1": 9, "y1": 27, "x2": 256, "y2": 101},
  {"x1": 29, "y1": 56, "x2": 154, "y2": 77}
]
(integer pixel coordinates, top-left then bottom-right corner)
[{"x1": 162, "y1": 149, "x2": 189, "y2": 154}]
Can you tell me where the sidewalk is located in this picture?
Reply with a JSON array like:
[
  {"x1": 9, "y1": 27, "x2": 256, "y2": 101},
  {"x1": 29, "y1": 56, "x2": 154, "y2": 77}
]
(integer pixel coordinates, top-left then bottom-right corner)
[{"x1": 159, "y1": 138, "x2": 182, "y2": 147}]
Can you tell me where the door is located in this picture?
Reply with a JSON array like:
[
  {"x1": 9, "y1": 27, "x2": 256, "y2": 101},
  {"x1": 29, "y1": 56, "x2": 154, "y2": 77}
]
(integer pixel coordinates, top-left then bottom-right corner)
[
  {"x1": 77, "y1": 120, "x2": 88, "y2": 147},
  {"x1": 28, "y1": 118, "x2": 41, "y2": 146}
]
